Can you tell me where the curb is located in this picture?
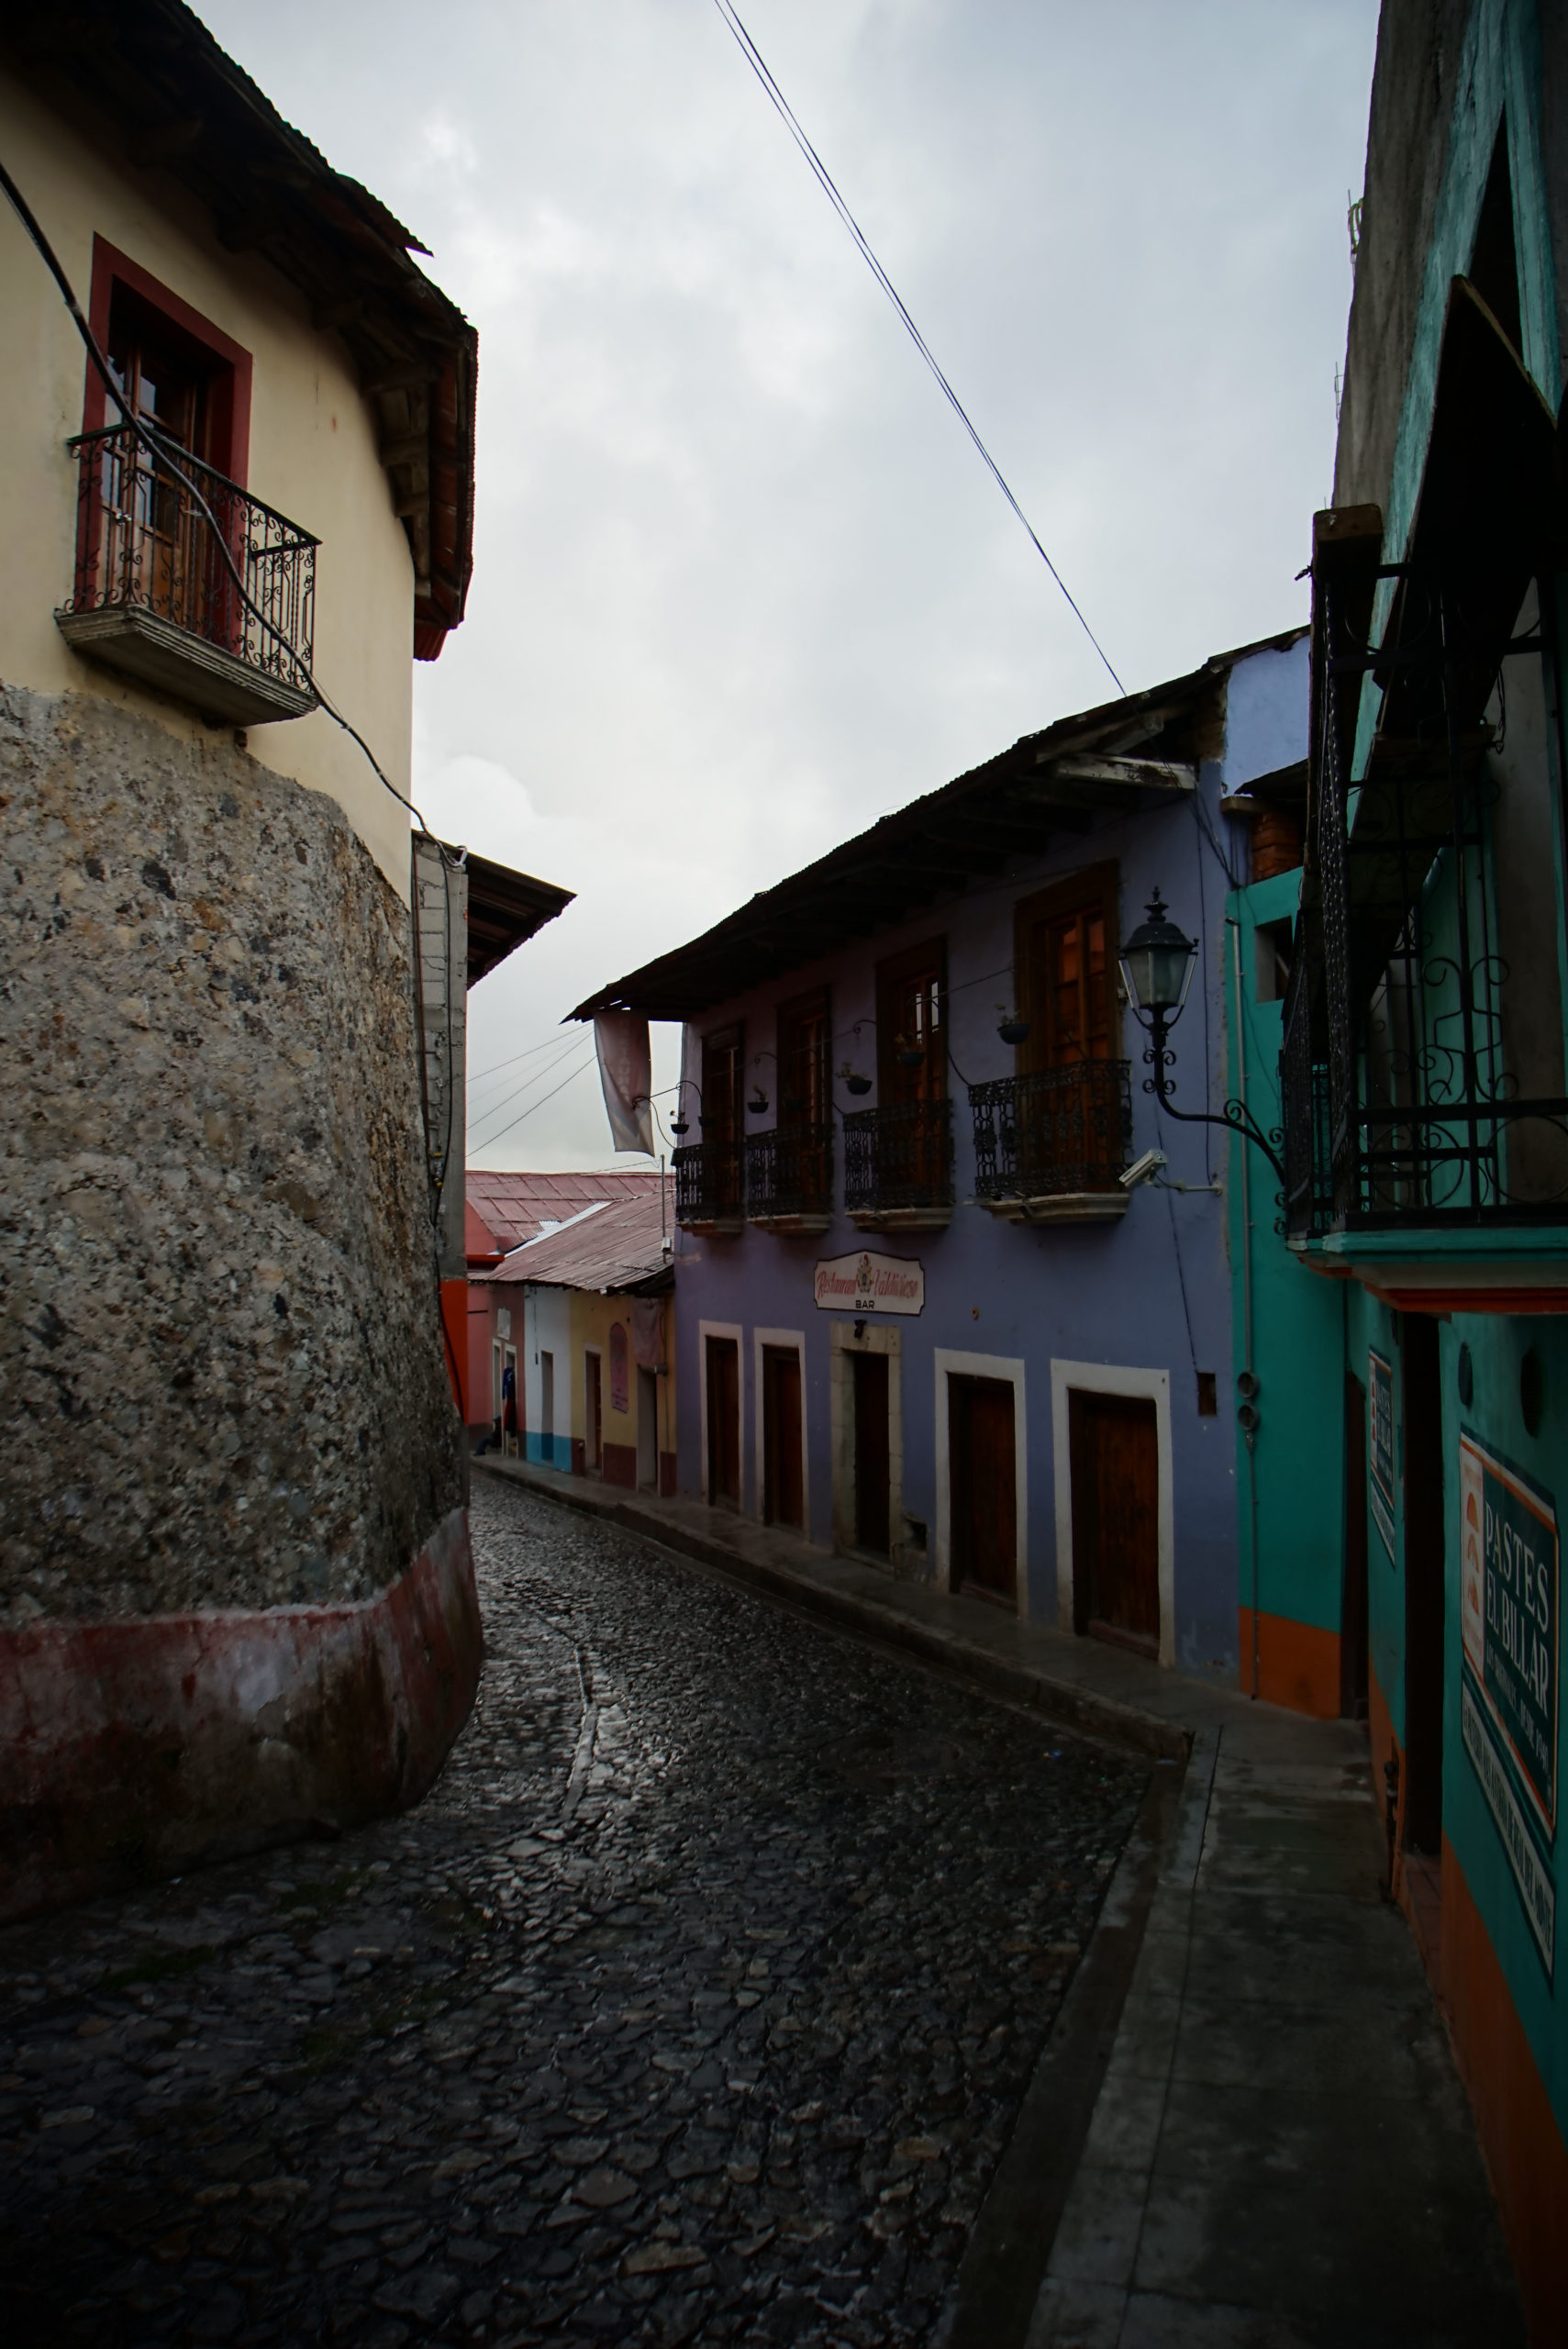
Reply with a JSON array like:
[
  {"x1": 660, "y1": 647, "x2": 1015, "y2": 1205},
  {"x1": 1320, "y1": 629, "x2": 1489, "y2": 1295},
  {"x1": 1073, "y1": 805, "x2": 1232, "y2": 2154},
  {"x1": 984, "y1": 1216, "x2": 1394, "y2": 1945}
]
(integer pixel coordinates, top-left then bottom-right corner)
[
  {"x1": 473, "y1": 1455, "x2": 1190, "y2": 1764},
  {"x1": 938, "y1": 1746, "x2": 1194, "y2": 2347}
]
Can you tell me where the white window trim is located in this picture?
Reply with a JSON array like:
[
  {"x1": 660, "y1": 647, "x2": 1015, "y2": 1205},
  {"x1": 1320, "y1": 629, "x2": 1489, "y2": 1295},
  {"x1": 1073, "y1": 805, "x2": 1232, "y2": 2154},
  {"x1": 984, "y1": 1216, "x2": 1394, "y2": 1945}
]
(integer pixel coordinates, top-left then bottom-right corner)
[
  {"x1": 698, "y1": 1319, "x2": 745, "y2": 1510},
  {"x1": 1050, "y1": 1358, "x2": 1174, "y2": 1668},
  {"x1": 934, "y1": 1349, "x2": 1029, "y2": 1615},
  {"x1": 753, "y1": 1328, "x2": 808, "y2": 1532}
]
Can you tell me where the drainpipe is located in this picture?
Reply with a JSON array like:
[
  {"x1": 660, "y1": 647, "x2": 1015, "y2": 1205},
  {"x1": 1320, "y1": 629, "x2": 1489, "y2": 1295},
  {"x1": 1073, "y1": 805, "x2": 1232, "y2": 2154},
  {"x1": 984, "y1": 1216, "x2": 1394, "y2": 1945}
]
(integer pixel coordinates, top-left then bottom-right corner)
[{"x1": 1229, "y1": 916, "x2": 1261, "y2": 1699}]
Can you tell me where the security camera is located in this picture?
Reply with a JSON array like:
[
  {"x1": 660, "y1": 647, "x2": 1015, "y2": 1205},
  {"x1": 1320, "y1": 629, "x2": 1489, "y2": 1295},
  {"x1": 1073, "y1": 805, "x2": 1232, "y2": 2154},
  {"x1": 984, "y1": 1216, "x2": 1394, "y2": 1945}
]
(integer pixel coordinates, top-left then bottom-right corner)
[{"x1": 1118, "y1": 1147, "x2": 1168, "y2": 1191}]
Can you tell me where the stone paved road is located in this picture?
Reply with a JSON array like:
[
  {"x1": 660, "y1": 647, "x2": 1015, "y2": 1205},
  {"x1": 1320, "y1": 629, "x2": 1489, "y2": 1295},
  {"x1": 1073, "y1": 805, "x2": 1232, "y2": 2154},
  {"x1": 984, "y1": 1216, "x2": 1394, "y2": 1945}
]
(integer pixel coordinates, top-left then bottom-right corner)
[{"x1": 1, "y1": 1478, "x2": 1147, "y2": 2348}]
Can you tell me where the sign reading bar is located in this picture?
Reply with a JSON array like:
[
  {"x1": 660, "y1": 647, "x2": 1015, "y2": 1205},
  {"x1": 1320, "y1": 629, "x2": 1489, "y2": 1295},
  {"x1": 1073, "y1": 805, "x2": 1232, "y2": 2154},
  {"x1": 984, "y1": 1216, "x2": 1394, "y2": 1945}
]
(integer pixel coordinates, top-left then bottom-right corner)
[
  {"x1": 1369, "y1": 1349, "x2": 1396, "y2": 1560},
  {"x1": 814, "y1": 1251, "x2": 925, "y2": 1317}
]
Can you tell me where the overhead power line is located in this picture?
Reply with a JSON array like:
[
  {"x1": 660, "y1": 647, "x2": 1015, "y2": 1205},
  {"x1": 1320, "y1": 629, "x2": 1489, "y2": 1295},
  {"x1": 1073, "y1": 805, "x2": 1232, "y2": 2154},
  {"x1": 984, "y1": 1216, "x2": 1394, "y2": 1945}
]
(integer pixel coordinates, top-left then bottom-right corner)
[
  {"x1": 710, "y1": 0, "x2": 1124, "y2": 696},
  {"x1": 470, "y1": 1049, "x2": 600, "y2": 1155}
]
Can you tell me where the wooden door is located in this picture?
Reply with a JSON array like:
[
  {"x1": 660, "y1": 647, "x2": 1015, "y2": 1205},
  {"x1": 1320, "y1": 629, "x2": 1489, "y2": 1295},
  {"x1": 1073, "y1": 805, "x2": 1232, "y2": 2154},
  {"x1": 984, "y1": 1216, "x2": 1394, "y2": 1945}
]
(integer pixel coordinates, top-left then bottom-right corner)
[
  {"x1": 949, "y1": 1374, "x2": 1017, "y2": 1604},
  {"x1": 1016, "y1": 864, "x2": 1120, "y2": 1188},
  {"x1": 762, "y1": 1346, "x2": 805, "y2": 1529},
  {"x1": 851, "y1": 1351, "x2": 891, "y2": 1555},
  {"x1": 586, "y1": 1353, "x2": 602, "y2": 1473},
  {"x1": 1069, "y1": 1389, "x2": 1159, "y2": 1653},
  {"x1": 700, "y1": 1025, "x2": 744, "y2": 1213},
  {"x1": 706, "y1": 1334, "x2": 741, "y2": 1508}
]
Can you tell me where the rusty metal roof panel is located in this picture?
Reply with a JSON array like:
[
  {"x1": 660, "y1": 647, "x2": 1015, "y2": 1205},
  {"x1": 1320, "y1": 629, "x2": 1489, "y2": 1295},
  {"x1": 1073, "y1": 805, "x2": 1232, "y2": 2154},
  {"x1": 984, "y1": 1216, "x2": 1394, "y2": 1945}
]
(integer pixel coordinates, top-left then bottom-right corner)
[{"x1": 479, "y1": 1188, "x2": 671, "y2": 1293}]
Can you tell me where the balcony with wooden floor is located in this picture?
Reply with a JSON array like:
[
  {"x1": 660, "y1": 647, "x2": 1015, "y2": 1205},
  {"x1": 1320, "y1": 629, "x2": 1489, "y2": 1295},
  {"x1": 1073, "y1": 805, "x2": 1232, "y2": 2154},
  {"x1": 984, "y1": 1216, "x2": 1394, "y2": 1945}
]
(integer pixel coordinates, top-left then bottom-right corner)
[
  {"x1": 673, "y1": 1139, "x2": 744, "y2": 1237},
  {"x1": 745, "y1": 1120, "x2": 834, "y2": 1236},
  {"x1": 56, "y1": 423, "x2": 317, "y2": 727},
  {"x1": 842, "y1": 1097, "x2": 954, "y2": 1232},
  {"x1": 970, "y1": 1061, "x2": 1132, "y2": 1223}
]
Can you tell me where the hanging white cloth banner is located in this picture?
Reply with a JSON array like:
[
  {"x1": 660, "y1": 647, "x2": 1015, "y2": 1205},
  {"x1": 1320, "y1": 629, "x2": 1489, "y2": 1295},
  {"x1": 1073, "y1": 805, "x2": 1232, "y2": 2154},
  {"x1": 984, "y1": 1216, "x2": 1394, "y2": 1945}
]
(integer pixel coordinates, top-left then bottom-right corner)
[{"x1": 594, "y1": 1013, "x2": 653, "y2": 1155}]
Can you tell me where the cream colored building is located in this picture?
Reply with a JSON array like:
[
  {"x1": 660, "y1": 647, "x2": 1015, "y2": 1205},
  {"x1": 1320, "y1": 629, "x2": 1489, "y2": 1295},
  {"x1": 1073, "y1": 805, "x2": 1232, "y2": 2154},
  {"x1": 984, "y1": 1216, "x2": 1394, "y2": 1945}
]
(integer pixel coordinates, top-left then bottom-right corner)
[
  {"x1": 0, "y1": 9, "x2": 473, "y2": 889},
  {"x1": 0, "y1": 5, "x2": 567, "y2": 1921}
]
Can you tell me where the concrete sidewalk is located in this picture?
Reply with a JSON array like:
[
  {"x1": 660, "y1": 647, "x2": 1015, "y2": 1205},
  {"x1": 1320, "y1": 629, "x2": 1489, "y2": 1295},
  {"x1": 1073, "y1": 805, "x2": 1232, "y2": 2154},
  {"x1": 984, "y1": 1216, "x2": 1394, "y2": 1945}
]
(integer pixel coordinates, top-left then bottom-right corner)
[{"x1": 473, "y1": 1455, "x2": 1525, "y2": 2345}]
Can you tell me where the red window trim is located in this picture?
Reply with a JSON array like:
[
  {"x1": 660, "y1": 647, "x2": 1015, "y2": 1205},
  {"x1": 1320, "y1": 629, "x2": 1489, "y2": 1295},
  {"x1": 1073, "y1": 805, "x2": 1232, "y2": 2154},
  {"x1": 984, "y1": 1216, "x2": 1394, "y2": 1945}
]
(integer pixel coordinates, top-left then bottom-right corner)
[{"x1": 83, "y1": 236, "x2": 253, "y2": 487}]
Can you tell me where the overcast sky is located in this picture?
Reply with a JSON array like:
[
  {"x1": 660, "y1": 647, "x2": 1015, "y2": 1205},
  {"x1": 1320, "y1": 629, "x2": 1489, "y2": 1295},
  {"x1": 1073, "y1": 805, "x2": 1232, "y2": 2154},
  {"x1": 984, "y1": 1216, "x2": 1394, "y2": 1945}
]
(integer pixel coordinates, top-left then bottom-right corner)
[{"x1": 197, "y1": 0, "x2": 1379, "y2": 1170}]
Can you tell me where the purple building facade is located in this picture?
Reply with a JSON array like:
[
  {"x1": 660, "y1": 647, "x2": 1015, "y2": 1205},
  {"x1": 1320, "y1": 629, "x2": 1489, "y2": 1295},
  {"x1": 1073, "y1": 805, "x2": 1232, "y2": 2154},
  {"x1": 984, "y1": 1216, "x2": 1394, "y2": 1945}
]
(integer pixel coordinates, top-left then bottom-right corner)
[{"x1": 580, "y1": 630, "x2": 1307, "y2": 1681}]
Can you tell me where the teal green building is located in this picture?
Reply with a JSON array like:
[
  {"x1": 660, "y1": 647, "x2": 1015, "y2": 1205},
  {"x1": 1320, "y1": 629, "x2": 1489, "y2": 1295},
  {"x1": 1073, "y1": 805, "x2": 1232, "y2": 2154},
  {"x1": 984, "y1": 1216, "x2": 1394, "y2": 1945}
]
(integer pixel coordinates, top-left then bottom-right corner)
[{"x1": 1226, "y1": 6, "x2": 1568, "y2": 2333}]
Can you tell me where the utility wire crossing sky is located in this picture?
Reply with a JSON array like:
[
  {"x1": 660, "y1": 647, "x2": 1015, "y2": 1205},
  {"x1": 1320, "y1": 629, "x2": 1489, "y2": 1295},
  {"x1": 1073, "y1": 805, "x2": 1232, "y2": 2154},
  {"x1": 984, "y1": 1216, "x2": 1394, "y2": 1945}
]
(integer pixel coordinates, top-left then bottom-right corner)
[{"x1": 711, "y1": 0, "x2": 1126, "y2": 695}]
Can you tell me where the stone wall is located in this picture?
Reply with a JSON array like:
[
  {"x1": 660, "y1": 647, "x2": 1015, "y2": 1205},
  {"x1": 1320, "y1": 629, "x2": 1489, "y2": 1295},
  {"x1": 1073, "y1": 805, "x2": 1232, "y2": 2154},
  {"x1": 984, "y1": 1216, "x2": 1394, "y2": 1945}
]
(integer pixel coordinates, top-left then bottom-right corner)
[{"x1": 0, "y1": 684, "x2": 463, "y2": 1624}]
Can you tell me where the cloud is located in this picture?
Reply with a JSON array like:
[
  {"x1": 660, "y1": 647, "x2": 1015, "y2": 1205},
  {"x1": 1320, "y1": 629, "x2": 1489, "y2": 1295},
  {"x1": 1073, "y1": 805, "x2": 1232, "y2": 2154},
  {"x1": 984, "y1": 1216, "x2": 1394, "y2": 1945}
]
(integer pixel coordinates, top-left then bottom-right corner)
[{"x1": 194, "y1": 0, "x2": 1379, "y2": 1166}]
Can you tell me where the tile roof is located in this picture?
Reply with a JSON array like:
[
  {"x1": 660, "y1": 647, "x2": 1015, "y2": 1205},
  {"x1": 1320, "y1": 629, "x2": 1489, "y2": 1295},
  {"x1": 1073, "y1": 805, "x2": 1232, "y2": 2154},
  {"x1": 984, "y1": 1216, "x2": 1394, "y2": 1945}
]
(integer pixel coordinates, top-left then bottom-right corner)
[
  {"x1": 465, "y1": 1168, "x2": 662, "y2": 1254},
  {"x1": 478, "y1": 1188, "x2": 672, "y2": 1294}
]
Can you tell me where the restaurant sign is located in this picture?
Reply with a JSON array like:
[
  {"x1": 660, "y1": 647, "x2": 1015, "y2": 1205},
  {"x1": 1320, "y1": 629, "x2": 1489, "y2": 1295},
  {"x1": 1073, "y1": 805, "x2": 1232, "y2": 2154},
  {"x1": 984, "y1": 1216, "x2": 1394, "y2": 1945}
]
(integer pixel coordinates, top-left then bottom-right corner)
[
  {"x1": 1460, "y1": 1431, "x2": 1558, "y2": 1974},
  {"x1": 1368, "y1": 1349, "x2": 1396, "y2": 1559},
  {"x1": 813, "y1": 1251, "x2": 925, "y2": 1316}
]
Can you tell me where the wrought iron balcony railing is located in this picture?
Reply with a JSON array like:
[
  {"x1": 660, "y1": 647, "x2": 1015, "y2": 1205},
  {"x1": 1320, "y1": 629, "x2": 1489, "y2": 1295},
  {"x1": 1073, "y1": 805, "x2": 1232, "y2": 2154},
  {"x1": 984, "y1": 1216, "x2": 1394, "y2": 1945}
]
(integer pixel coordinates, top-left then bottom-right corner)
[
  {"x1": 1281, "y1": 956, "x2": 1333, "y2": 1241},
  {"x1": 970, "y1": 1063, "x2": 1132, "y2": 1221},
  {"x1": 843, "y1": 1098, "x2": 954, "y2": 1229},
  {"x1": 673, "y1": 1139, "x2": 743, "y2": 1233},
  {"x1": 56, "y1": 424, "x2": 317, "y2": 727},
  {"x1": 745, "y1": 1120, "x2": 834, "y2": 1233},
  {"x1": 1285, "y1": 547, "x2": 1568, "y2": 1236}
]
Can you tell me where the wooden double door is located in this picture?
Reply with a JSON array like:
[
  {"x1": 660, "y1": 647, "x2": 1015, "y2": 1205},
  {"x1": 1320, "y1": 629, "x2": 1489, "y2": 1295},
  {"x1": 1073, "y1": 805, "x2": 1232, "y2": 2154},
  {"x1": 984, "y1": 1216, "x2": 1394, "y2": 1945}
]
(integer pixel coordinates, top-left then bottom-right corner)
[{"x1": 1069, "y1": 1389, "x2": 1160, "y2": 1654}]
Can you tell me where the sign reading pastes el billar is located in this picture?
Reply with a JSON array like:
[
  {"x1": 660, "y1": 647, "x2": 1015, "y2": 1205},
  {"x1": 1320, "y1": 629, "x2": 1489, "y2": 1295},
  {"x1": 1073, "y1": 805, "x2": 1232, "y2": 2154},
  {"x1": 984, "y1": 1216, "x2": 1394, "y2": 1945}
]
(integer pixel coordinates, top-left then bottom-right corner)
[
  {"x1": 1460, "y1": 1431, "x2": 1558, "y2": 1975},
  {"x1": 814, "y1": 1251, "x2": 925, "y2": 1316},
  {"x1": 1369, "y1": 1349, "x2": 1396, "y2": 1560}
]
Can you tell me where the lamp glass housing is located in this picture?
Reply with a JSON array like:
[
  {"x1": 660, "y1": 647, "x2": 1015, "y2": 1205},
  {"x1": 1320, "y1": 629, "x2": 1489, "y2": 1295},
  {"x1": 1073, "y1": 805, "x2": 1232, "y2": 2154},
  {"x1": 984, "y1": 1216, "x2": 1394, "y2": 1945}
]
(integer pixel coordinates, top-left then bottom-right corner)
[{"x1": 1118, "y1": 893, "x2": 1198, "y2": 1019}]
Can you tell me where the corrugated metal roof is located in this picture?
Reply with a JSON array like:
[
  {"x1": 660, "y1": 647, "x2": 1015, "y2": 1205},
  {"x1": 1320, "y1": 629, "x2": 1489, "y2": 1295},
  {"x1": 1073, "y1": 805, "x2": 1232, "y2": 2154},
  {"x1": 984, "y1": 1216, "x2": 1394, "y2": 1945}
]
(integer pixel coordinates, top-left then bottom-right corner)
[
  {"x1": 465, "y1": 1169, "x2": 662, "y2": 1253},
  {"x1": 479, "y1": 1188, "x2": 671, "y2": 1294}
]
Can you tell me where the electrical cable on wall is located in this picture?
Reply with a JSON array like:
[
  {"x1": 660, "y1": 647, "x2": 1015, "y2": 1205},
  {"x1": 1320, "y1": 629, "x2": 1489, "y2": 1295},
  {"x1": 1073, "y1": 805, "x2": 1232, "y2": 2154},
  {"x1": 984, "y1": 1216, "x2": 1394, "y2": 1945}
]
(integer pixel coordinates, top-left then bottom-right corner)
[
  {"x1": 710, "y1": 1, "x2": 1124, "y2": 696},
  {"x1": 0, "y1": 150, "x2": 470, "y2": 1389}
]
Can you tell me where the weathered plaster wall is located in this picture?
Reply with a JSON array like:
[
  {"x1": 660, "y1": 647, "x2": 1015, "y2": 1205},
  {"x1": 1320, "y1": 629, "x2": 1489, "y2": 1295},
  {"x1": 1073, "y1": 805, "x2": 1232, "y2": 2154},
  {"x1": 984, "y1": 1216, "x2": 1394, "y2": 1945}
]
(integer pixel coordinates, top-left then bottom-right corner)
[{"x1": 0, "y1": 685, "x2": 462, "y2": 1625}]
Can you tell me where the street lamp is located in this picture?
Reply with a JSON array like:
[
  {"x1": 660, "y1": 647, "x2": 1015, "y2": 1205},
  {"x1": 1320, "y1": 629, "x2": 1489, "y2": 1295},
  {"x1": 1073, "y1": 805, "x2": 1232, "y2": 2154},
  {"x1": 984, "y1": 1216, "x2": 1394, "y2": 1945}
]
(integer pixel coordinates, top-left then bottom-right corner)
[
  {"x1": 1119, "y1": 888, "x2": 1284, "y2": 1183},
  {"x1": 1118, "y1": 889, "x2": 1197, "y2": 1039}
]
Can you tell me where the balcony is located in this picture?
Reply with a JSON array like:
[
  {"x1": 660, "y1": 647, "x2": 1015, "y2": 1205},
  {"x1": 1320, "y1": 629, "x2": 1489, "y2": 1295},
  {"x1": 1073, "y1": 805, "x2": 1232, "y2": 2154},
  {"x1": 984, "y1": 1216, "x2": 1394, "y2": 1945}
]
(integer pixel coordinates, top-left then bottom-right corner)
[
  {"x1": 673, "y1": 1139, "x2": 743, "y2": 1237},
  {"x1": 745, "y1": 1120, "x2": 834, "y2": 1235},
  {"x1": 843, "y1": 1098, "x2": 954, "y2": 1231},
  {"x1": 56, "y1": 424, "x2": 317, "y2": 727},
  {"x1": 970, "y1": 1063, "x2": 1132, "y2": 1223},
  {"x1": 1283, "y1": 478, "x2": 1568, "y2": 1306}
]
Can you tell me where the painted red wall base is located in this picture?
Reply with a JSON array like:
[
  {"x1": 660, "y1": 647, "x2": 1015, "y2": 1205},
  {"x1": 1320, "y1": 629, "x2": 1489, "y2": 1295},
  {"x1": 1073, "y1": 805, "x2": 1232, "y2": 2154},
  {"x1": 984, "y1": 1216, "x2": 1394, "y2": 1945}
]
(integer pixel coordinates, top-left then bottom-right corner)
[
  {"x1": 1237, "y1": 1607, "x2": 1342, "y2": 1718},
  {"x1": 439, "y1": 1280, "x2": 470, "y2": 1419},
  {"x1": 1441, "y1": 1840, "x2": 1568, "y2": 2349},
  {"x1": 659, "y1": 1451, "x2": 677, "y2": 1498},
  {"x1": 1366, "y1": 1663, "x2": 1562, "y2": 2343},
  {"x1": 603, "y1": 1442, "x2": 638, "y2": 1490},
  {"x1": 0, "y1": 1505, "x2": 479, "y2": 1924}
]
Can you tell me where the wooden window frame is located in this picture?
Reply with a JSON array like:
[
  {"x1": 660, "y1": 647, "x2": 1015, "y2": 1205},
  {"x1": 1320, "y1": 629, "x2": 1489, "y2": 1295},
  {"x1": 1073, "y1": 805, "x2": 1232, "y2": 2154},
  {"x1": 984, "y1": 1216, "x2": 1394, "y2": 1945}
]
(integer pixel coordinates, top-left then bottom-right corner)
[
  {"x1": 84, "y1": 237, "x2": 252, "y2": 483},
  {"x1": 1014, "y1": 860, "x2": 1121, "y2": 1070},
  {"x1": 775, "y1": 985, "x2": 831, "y2": 1123},
  {"x1": 875, "y1": 936, "x2": 947, "y2": 1101},
  {"x1": 699, "y1": 1021, "x2": 744, "y2": 1141}
]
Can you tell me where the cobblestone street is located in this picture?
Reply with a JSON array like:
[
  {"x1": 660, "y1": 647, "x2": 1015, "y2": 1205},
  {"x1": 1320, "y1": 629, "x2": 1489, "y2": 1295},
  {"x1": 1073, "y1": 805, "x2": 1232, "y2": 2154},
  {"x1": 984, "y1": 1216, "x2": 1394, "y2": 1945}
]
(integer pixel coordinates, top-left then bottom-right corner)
[{"x1": 1, "y1": 1480, "x2": 1147, "y2": 2348}]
